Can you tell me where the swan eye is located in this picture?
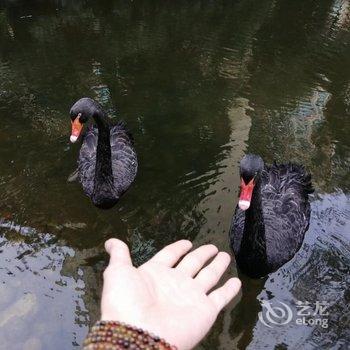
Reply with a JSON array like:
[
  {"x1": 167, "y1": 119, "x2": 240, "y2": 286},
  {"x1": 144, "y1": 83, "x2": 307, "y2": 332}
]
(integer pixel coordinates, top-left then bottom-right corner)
[{"x1": 77, "y1": 112, "x2": 88, "y2": 123}]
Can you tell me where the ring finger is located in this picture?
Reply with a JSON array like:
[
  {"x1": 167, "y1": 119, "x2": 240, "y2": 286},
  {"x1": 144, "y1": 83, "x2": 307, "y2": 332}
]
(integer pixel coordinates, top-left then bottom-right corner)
[
  {"x1": 176, "y1": 244, "x2": 218, "y2": 277},
  {"x1": 194, "y1": 252, "x2": 231, "y2": 292}
]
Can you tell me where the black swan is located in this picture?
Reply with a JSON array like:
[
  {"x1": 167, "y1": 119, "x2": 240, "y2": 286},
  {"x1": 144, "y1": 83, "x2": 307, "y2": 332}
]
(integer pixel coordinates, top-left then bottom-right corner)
[
  {"x1": 69, "y1": 97, "x2": 137, "y2": 209},
  {"x1": 229, "y1": 154, "x2": 313, "y2": 278}
]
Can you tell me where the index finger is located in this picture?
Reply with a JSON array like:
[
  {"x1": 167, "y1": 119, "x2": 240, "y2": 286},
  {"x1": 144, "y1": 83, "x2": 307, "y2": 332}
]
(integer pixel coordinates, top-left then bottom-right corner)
[
  {"x1": 147, "y1": 240, "x2": 193, "y2": 267},
  {"x1": 105, "y1": 238, "x2": 132, "y2": 267}
]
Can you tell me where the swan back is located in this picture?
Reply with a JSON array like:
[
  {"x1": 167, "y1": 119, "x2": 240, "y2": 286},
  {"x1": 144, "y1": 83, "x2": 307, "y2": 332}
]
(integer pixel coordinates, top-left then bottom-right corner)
[
  {"x1": 261, "y1": 163, "x2": 312, "y2": 270},
  {"x1": 110, "y1": 121, "x2": 138, "y2": 196}
]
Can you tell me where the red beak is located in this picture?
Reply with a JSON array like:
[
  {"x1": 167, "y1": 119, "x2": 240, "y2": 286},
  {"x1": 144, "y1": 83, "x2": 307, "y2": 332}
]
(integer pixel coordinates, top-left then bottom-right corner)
[
  {"x1": 70, "y1": 114, "x2": 83, "y2": 143},
  {"x1": 239, "y1": 177, "x2": 255, "y2": 211}
]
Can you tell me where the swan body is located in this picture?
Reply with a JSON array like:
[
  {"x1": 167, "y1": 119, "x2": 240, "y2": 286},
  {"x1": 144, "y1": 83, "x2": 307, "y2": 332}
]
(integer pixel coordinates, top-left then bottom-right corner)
[
  {"x1": 230, "y1": 154, "x2": 312, "y2": 278},
  {"x1": 69, "y1": 98, "x2": 137, "y2": 208}
]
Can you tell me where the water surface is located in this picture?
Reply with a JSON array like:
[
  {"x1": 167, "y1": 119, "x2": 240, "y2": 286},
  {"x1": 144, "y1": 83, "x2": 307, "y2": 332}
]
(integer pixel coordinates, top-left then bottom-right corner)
[{"x1": 0, "y1": 1, "x2": 349, "y2": 349}]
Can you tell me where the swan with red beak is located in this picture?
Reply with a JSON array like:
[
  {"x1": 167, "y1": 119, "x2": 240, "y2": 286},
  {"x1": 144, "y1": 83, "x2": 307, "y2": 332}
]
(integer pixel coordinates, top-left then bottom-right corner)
[
  {"x1": 68, "y1": 97, "x2": 138, "y2": 209},
  {"x1": 230, "y1": 153, "x2": 313, "y2": 278}
]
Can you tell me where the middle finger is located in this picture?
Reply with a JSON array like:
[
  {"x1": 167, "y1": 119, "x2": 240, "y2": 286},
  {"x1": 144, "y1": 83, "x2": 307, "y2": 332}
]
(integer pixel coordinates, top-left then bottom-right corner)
[{"x1": 176, "y1": 244, "x2": 218, "y2": 277}]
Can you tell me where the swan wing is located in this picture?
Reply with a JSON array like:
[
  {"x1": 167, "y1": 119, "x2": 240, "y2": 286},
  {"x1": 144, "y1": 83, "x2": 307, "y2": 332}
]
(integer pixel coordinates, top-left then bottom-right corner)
[
  {"x1": 110, "y1": 123, "x2": 138, "y2": 195},
  {"x1": 262, "y1": 164, "x2": 312, "y2": 269},
  {"x1": 78, "y1": 128, "x2": 97, "y2": 197}
]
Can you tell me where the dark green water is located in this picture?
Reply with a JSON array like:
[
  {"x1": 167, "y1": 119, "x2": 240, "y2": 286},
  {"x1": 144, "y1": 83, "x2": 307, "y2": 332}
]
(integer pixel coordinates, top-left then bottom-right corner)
[{"x1": 0, "y1": 1, "x2": 349, "y2": 349}]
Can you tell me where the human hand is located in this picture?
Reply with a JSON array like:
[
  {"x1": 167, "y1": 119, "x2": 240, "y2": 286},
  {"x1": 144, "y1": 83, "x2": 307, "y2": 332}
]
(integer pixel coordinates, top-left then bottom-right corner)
[{"x1": 101, "y1": 239, "x2": 241, "y2": 350}]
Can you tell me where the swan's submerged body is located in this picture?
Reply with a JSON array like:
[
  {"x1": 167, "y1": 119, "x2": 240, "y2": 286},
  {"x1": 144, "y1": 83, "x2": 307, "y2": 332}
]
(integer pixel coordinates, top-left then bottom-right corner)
[
  {"x1": 70, "y1": 98, "x2": 137, "y2": 209},
  {"x1": 230, "y1": 155, "x2": 313, "y2": 278}
]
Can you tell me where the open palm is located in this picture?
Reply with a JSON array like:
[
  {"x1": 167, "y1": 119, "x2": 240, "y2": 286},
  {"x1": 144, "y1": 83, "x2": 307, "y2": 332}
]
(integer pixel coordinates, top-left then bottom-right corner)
[{"x1": 101, "y1": 239, "x2": 241, "y2": 350}]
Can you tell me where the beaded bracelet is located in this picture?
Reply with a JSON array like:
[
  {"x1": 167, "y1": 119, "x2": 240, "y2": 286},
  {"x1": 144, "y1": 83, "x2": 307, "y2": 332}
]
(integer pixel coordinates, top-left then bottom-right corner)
[{"x1": 83, "y1": 320, "x2": 178, "y2": 350}]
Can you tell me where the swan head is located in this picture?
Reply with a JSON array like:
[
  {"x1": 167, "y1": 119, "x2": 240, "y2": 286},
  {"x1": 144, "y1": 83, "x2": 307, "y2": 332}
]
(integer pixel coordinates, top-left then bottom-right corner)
[
  {"x1": 69, "y1": 98, "x2": 102, "y2": 143},
  {"x1": 238, "y1": 154, "x2": 264, "y2": 211}
]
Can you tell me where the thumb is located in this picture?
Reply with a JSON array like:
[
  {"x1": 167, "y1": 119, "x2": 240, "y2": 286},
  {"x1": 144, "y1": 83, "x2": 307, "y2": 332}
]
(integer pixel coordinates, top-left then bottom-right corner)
[{"x1": 105, "y1": 238, "x2": 132, "y2": 267}]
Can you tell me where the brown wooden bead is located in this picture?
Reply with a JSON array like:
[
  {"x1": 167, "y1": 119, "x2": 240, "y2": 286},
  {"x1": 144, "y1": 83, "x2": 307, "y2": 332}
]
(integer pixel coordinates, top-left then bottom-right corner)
[{"x1": 83, "y1": 321, "x2": 177, "y2": 350}]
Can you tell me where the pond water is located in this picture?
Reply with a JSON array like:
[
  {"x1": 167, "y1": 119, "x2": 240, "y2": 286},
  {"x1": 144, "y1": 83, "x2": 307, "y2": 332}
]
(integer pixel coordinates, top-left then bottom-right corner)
[{"x1": 0, "y1": 1, "x2": 349, "y2": 349}]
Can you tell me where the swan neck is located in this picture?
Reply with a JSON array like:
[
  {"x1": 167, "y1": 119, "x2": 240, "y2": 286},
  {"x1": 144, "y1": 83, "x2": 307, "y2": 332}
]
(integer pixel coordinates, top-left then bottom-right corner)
[
  {"x1": 250, "y1": 179, "x2": 263, "y2": 214},
  {"x1": 243, "y1": 178, "x2": 267, "y2": 249},
  {"x1": 93, "y1": 110, "x2": 109, "y2": 129}
]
